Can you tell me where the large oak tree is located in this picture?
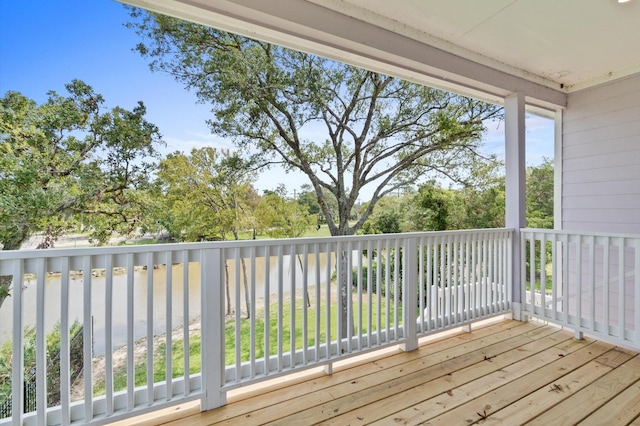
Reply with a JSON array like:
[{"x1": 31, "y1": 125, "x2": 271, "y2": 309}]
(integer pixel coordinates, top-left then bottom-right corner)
[
  {"x1": 127, "y1": 10, "x2": 503, "y2": 237},
  {"x1": 128, "y1": 9, "x2": 502, "y2": 335}
]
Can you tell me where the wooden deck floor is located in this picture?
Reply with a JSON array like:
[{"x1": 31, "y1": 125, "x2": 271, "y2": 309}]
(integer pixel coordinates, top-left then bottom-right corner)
[{"x1": 127, "y1": 319, "x2": 640, "y2": 426}]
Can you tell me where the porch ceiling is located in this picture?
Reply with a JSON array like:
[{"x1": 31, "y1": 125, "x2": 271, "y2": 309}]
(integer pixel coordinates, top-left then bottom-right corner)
[
  {"x1": 313, "y1": 0, "x2": 640, "y2": 92},
  {"x1": 122, "y1": 0, "x2": 640, "y2": 110}
]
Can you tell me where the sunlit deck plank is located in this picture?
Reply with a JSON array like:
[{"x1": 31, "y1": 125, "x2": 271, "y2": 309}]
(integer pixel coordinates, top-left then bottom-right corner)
[
  {"x1": 526, "y1": 353, "x2": 640, "y2": 426},
  {"x1": 365, "y1": 331, "x2": 586, "y2": 425},
  {"x1": 468, "y1": 348, "x2": 637, "y2": 425},
  {"x1": 275, "y1": 324, "x2": 560, "y2": 426},
  {"x1": 162, "y1": 319, "x2": 527, "y2": 425},
  {"x1": 576, "y1": 360, "x2": 640, "y2": 426},
  {"x1": 326, "y1": 326, "x2": 569, "y2": 425},
  {"x1": 420, "y1": 340, "x2": 615, "y2": 425}
]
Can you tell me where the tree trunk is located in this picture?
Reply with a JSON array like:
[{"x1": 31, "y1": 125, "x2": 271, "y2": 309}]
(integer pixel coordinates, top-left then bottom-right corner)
[
  {"x1": 295, "y1": 254, "x2": 311, "y2": 308},
  {"x1": 240, "y1": 257, "x2": 251, "y2": 319},
  {"x1": 338, "y1": 250, "x2": 354, "y2": 344},
  {"x1": 224, "y1": 261, "x2": 231, "y2": 316}
]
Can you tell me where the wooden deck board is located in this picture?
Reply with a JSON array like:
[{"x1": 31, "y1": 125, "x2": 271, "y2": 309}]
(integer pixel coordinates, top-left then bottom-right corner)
[
  {"x1": 172, "y1": 320, "x2": 536, "y2": 426},
  {"x1": 368, "y1": 333, "x2": 589, "y2": 425},
  {"x1": 125, "y1": 319, "x2": 640, "y2": 426},
  {"x1": 577, "y1": 365, "x2": 640, "y2": 426},
  {"x1": 329, "y1": 327, "x2": 571, "y2": 425},
  {"x1": 386, "y1": 340, "x2": 614, "y2": 426},
  {"x1": 481, "y1": 349, "x2": 636, "y2": 425},
  {"x1": 266, "y1": 324, "x2": 547, "y2": 425},
  {"x1": 526, "y1": 354, "x2": 640, "y2": 426}
]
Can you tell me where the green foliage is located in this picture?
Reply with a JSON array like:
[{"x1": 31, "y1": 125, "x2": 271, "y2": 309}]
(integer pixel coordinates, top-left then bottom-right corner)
[
  {"x1": 0, "y1": 80, "x2": 163, "y2": 251},
  {"x1": 154, "y1": 147, "x2": 258, "y2": 242},
  {"x1": 525, "y1": 158, "x2": 554, "y2": 284},
  {"x1": 257, "y1": 188, "x2": 314, "y2": 238},
  {"x1": 0, "y1": 321, "x2": 83, "y2": 407},
  {"x1": 225, "y1": 296, "x2": 398, "y2": 364},
  {"x1": 363, "y1": 177, "x2": 506, "y2": 235},
  {"x1": 351, "y1": 262, "x2": 392, "y2": 297},
  {"x1": 296, "y1": 184, "x2": 320, "y2": 216},
  {"x1": 92, "y1": 335, "x2": 202, "y2": 397},
  {"x1": 372, "y1": 210, "x2": 402, "y2": 234},
  {"x1": 360, "y1": 152, "x2": 507, "y2": 234},
  {"x1": 360, "y1": 196, "x2": 405, "y2": 234},
  {"x1": 526, "y1": 158, "x2": 554, "y2": 229},
  {"x1": 525, "y1": 239, "x2": 554, "y2": 293},
  {"x1": 91, "y1": 296, "x2": 397, "y2": 394},
  {"x1": 0, "y1": 277, "x2": 9, "y2": 301},
  {"x1": 459, "y1": 184, "x2": 506, "y2": 229},
  {"x1": 413, "y1": 184, "x2": 451, "y2": 231},
  {"x1": 127, "y1": 10, "x2": 503, "y2": 236},
  {"x1": 361, "y1": 159, "x2": 553, "y2": 234}
]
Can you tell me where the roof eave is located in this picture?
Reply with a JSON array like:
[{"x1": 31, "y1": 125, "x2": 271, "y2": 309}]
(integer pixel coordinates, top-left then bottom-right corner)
[{"x1": 121, "y1": 0, "x2": 567, "y2": 111}]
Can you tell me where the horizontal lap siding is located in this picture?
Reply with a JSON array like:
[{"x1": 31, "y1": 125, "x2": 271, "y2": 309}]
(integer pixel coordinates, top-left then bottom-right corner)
[{"x1": 562, "y1": 72, "x2": 640, "y2": 234}]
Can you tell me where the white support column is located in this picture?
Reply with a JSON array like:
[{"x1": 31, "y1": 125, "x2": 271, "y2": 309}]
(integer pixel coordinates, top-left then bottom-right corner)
[
  {"x1": 505, "y1": 92, "x2": 527, "y2": 321},
  {"x1": 553, "y1": 109, "x2": 563, "y2": 231}
]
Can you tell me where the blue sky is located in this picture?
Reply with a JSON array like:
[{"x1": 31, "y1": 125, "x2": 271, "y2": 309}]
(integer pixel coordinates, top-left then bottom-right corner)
[
  {"x1": 0, "y1": 1, "x2": 220, "y2": 150},
  {"x1": 0, "y1": 1, "x2": 554, "y2": 196}
]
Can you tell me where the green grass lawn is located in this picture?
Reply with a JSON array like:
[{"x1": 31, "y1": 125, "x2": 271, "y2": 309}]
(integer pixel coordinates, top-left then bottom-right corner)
[
  {"x1": 524, "y1": 262, "x2": 554, "y2": 294},
  {"x1": 224, "y1": 295, "x2": 397, "y2": 365},
  {"x1": 93, "y1": 292, "x2": 397, "y2": 396}
]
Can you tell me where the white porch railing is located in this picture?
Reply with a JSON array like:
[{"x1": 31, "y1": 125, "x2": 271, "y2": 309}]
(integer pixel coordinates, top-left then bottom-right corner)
[
  {"x1": 0, "y1": 229, "x2": 512, "y2": 425},
  {"x1": 521, "y1": 229, "x2": 640, "y2": 350}
]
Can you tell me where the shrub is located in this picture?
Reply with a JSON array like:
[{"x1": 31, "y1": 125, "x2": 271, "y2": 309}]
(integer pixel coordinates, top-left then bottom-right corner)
[{"x1": 0, "y1": 321, "x2": 83, "y2": 417}]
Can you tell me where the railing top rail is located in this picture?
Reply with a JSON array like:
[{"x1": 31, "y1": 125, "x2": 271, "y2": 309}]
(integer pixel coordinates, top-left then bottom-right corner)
[
  {"x1": 0, "y1": 228, "x2": 515, "y2": 260},
  {"x1": 521, "y1": 228, "x2": 640, "y2": 240}
]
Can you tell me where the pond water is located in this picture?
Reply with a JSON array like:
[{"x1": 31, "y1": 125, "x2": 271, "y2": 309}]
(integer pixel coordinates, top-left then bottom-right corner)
[{"x1": 0, "y1": 253, "x2": 333, "y2": 355}]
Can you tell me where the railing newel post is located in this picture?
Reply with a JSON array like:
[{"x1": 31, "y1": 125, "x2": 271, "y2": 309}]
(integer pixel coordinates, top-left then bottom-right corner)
[
  {"x1": 402, "y1": 237, "x2": 418, "y2": 352},
  {"x1": 201, "y1": 247, "x2": 226, "y2": 410}
]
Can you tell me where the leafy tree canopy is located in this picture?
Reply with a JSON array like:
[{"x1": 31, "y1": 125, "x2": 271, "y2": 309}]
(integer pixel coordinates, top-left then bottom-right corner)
[
  {"x1": 155, "y1": 147, "x2": 258, "y2": 241},
  {"x1": 0, "y1": 80, "x2": 163, "y2": 250},
  {"x1": 127, "y1": 9, "x2": 503, "y2": 236},
  {"x1": 257, "y1": 185, "x2": 314, "y2": 238},
  {"x1": 361, "y1": 158, "x2": 554, "y2": 234},
  {"x1": 526, "y1": 158, "x2": 554, "y2": 229}
]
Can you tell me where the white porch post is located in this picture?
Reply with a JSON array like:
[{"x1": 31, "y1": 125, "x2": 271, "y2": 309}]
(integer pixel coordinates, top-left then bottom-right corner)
[
  {"x1": 201, "y1": 248, "x2": 227, "y2": 410},
  {"x1": 505, "y1": 92, "x2": 527, "y2": 321},
  {"x1": 553, "y1": 109, "x2": 563, "y2": 230}
]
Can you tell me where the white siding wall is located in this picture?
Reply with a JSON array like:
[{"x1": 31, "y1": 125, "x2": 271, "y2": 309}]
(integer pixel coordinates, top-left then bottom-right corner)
[{"x1": 562, "y1": 72, "x2": 640, "y2": 234}]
